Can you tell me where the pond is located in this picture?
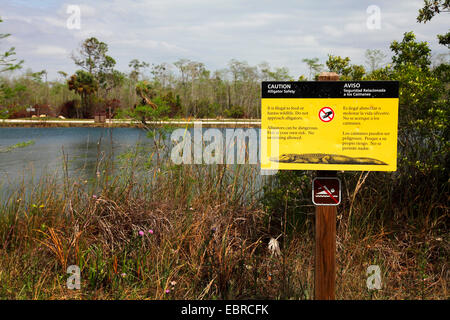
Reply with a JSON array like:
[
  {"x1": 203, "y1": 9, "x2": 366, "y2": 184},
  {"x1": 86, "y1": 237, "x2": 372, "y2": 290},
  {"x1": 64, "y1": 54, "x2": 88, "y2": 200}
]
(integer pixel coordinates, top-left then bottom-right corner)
[{"x1": 0, "y1": 127, "x2": 266, "y2": 200}]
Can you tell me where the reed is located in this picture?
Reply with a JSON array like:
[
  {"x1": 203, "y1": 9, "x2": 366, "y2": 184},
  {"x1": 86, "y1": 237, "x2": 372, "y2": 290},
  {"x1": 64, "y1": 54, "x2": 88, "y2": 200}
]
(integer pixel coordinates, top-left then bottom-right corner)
[{"x1": 0, "y1": 143, "x2": 447, "y2": 300}]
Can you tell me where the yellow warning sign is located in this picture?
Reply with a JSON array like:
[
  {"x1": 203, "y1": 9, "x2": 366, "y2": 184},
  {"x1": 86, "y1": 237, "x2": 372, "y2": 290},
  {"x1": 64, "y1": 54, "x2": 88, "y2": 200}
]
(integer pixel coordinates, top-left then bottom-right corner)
[{"x1": 261, "y1": 81, "x2": 399, "y2": 171}]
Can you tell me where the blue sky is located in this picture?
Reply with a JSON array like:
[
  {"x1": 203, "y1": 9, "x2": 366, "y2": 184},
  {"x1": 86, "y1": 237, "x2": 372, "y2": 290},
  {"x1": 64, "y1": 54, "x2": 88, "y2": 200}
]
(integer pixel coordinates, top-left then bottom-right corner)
[{"x1": 1, "y1": 0, "x2": 449, "y2": 80}]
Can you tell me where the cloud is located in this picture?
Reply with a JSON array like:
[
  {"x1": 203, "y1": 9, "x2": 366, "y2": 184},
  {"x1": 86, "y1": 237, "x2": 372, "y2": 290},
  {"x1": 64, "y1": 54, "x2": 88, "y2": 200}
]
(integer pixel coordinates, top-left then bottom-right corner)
[
  {"x1": 323, "y1": 26, "x2": 343, "y2": 38},
  {"x1": 1, "y1": 0, "x2": 448, "y2": 80},
  {"x1": 33, "y1": 45, "x2": 68, "y2": 56}
]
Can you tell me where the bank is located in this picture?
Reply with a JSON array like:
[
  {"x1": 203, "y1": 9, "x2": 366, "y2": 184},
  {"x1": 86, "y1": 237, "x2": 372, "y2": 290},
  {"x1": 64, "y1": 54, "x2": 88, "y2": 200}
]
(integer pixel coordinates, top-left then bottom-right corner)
[{"x1": 0, "y1": 118, "x2": 262, "y2": 128}]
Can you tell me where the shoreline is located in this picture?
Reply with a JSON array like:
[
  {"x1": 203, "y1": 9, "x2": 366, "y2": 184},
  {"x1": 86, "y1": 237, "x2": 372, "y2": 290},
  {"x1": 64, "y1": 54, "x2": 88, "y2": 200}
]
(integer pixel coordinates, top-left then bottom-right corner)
[{"x1": 0, "y1": 118, "x2": 262, "y2": 128}]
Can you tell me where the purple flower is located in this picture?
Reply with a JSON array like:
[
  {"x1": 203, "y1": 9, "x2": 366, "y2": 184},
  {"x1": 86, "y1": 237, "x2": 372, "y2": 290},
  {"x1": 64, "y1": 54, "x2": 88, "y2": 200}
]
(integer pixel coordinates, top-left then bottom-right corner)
[
  {"x1": 165, "y1": 289, "x2": 170, "y2": 294},
  {"x1": 148, "y1": 229, "x2": 154, "y2": 234},
  {"x1": 138, "y1": 230, "x2": 144, "y2": 236}
]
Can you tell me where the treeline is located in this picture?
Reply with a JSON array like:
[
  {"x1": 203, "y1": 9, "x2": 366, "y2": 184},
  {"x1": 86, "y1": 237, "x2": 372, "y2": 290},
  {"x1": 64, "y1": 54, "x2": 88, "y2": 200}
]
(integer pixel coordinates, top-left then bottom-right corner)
[
  {"x1": 0, "y1": 32, "x2": 449, "y2": 121},
  {"x1": 0, "y1": 2, "x2": 448, "y2": 121},
  {"x1": 0, "y1": 38, "x2": 294, "y2": 119}
]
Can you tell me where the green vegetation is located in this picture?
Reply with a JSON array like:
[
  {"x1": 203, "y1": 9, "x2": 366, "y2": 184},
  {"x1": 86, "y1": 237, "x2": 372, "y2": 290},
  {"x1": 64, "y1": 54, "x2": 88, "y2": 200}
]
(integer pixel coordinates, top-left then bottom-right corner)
[
  {"x1": 0, "y1": 145, "x2": 447, "y2": 300},
  {"x1": 0, "y1": 17, "x2": 23, "y2": 74},
  {"x1": 417, "y1": 0, "x2": 450, "y2": 47},
  {"x1": 0, "y1": 140, "x2": 35, "y2": 153},
  {"x1": 0, "y1": 18, "x2": 448, "y2": 121}
]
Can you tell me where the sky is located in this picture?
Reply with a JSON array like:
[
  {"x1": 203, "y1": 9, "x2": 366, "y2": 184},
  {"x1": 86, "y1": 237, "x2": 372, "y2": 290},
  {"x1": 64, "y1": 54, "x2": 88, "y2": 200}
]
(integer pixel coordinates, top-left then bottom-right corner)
[{"x1": 1, "y1": 0, "x2": 449, "y2": 80}]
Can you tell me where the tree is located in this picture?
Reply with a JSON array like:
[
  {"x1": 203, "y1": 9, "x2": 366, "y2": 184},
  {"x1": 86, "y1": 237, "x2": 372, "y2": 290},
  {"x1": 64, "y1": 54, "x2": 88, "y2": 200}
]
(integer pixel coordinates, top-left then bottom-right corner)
[
  {"x1": 124, "y1": 78, "x2": 171, "y2": 153},
  {"x1": 1, "y1": 16, "x2": 23, "y2": 108},
  {"x1": 129, "y1": 59, "x2": 149, "y2": 82},
  {"x1": 151, "y1": 63, "x2": 172, "y2": 88},
  {"x1": 417, "y1": 0, "x2": 450, "y2": 21},
  {"x1": 388, "y1": 36, "x2": 448, "y2": 208},
  {"x1": 174, "y1": 59, "x2": 209, "y2": 116},
  {"x1": 57, "y1": 71, "x2": 68, "y2": 80},
  {"x1": 174, "y1": 58, "x2": 191, "y2": 114},
  {"x1": 417, "y1": 0, "x2": 450, "y2": 47},
  {"x1": 325, "y1": 55, "x2": 351, "y2": 76},
  {"x1": 325, "y1": 55, "x2": 366, "y2": 80},
  {"x1": 271, "y1": 67, "x2": 292, "y2": 81},
  {"x1": 390, "y1": 32, "x2": 432, "y2": 70},
  {"x1": 349, "y1": 65, "x2": 366, "y2": 80},
  {"x1": 186, "y1": 61, "x2": 208, "y2": 115},
  {"x1": 302, "y1": 57, "x2": 323, "y2": 80},
  {"x1": 72, "y1": 37, "x2": 116, "y2": 87},
  {"x1": 174, "y1": 58, "x2": 190, "y2": 86},
  {"x1": 126, "y1": 59, "x2": 149, "y2": 109},
  {"x1": 67, "y1": 70, "x2": 98, "y2": 118},
  {"x1": 258, "y1": 62, "x2": 292, "y2": 81},
  {"x1": 0, "y1": 17, "x2": 23, "y2": 73},
  {"x1": 365, "y1": 49, "x2": 387, "y2": 72},
  {"x1": 29, "y1": 70, "x2": 47, "y2": 83},
  {"x1": 102, "y1": 70, "x2": 125, "y2": 97}
]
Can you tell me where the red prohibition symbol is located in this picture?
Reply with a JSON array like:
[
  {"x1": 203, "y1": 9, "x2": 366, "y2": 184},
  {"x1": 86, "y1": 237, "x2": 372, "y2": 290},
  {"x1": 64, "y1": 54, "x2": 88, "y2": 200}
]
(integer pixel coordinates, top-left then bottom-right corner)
[{"x1": 319, "y1": 107, "x2": 334, "y2": 122}]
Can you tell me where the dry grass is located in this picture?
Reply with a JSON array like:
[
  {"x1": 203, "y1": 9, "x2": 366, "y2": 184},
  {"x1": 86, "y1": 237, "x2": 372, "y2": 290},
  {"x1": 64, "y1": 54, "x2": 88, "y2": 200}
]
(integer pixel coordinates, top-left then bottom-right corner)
[{"x1": 0, "y1": 156, "x2": 447, "y2": 300}]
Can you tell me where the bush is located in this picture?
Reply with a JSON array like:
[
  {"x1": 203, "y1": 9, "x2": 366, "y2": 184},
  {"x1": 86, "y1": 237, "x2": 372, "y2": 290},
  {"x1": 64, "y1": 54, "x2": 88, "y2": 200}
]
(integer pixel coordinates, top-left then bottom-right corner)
[
  {"x1": 261, "y1": 171, "x2": 312, "y2": 236},
  {"x1": 224, "y1": 105, "x2": 245, "y2": 118}
]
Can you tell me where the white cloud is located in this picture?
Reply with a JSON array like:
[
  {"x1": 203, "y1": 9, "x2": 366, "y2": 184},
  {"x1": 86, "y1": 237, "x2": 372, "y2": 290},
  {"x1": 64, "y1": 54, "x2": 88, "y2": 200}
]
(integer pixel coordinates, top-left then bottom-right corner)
[
  {"x1": 323, "y1": 25, "x2": 343, "y2": 38},
  {"x1": 33, "y1": 45, "x2": 69, "y2": 56},
  {"x1": 4, "y1": 35, "x2": 21, "y2": 44},
  {"x1": 41, "y1": 16, "x2": 66, "y2": 28},
  {"x1": 1, "y1": 0, "x2": 448, "y2": 80}
]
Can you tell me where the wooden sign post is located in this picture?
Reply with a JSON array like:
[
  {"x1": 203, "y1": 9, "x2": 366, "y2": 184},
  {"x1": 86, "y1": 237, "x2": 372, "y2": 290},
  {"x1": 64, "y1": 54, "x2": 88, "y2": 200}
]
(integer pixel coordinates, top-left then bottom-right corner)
[{"x1": 314, "y1": 72, "x2": 339, "y2": 300}]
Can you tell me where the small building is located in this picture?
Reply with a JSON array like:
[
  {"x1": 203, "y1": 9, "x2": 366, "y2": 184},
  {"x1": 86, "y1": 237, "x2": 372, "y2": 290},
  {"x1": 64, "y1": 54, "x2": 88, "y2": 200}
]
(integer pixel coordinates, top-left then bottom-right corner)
[{"x1": 94, "y1": 111, "x2": 106, "y2": 123}]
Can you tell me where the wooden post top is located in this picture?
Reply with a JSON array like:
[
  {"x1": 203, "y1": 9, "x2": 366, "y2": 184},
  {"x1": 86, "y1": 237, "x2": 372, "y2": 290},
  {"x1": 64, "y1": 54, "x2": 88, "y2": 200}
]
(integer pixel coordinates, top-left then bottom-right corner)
[{"x1": 318, "y1": 72, "x2": 339, "y2": 81}]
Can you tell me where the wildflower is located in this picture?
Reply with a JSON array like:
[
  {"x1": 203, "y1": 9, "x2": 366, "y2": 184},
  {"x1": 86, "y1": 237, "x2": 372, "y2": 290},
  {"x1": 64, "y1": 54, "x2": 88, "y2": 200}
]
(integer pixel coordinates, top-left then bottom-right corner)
[
  {"x1": 121, "y1": 273, "x2": 127, "y2": 278},
  {"x1": 268, "y1": 237, "x2": 281, "y2": 257},
  {"x1": 148, "y1": 229, "x2": 154, "y2": 234},
  {"x1": 92, "y1": 195, "x2": 97, "y2": 199},
  {"x1": 165, "y1": 289, "x2": 170, "y2": 294},
  {"x1": 170, "y1": 281, "x2": 177, "y2": 286},
  {"x1": 138, "y1": 230, "x2": 145, "y2": 236},
  {"x1": 39, "y1": 204, "x2": 45, "y2": 208}
]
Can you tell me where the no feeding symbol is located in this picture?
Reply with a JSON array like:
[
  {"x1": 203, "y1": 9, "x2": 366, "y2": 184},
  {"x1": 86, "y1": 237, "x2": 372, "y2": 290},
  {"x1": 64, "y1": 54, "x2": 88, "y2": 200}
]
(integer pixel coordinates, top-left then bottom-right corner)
[{"x1": 319, "y1": 107, "x2": 334, "y2": 122}]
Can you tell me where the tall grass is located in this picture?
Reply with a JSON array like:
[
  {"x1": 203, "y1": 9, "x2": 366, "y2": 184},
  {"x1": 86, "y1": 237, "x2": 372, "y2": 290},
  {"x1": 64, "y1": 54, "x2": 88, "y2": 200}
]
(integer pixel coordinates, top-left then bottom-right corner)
[{"x1": 0, "y1": 139, "x2": 447, "y2": 299}]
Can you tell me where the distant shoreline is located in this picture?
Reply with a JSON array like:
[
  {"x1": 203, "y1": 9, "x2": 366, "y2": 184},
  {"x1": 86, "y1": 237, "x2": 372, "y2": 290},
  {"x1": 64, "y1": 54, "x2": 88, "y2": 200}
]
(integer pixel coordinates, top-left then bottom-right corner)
[{"x1": 0, "y1": 118, "x2": 262, "y2": 128}]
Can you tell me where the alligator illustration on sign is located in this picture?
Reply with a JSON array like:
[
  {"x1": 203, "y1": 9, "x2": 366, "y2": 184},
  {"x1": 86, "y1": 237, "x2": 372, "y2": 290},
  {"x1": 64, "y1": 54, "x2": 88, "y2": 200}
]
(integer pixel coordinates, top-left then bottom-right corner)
[{"x1": 271, "y1": 153, "x2": 387, "y2": 165}]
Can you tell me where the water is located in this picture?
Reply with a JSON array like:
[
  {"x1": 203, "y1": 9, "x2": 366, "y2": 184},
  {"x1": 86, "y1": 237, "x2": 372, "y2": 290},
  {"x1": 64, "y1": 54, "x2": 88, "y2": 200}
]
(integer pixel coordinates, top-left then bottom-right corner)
[
  {"x1": 0, "y1": 127, "x2": 266, "y2": 200},
  {"x1": 0, "y1": 127, "x2": 152, "y2": 197}
]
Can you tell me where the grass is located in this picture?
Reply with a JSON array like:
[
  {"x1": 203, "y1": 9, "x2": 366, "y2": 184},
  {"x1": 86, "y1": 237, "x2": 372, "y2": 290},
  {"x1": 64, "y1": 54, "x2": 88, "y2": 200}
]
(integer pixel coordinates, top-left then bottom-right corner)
[
  {"x1": 0, "y1": 140, "x2": 35, "y2": 153},
  {"x1": 0, "y1": 143, "x2": 447, "y2": 300}
]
